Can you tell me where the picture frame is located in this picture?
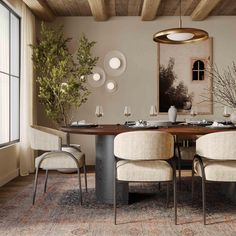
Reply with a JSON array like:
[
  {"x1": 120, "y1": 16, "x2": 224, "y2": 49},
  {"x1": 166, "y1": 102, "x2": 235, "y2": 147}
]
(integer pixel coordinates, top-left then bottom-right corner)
[{"x1": 157, "y1": 38, "x2": 213, "y2": 114}]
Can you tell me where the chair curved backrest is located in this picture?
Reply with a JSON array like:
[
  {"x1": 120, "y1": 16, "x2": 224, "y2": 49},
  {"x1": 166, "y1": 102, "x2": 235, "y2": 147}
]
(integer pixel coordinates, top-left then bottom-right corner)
[
  {"x1": 30, "y1": 125, "x2": 67, "y2": 151},
  {"x1": 114, "y1": 131, "x2": 174, "y2": 160},
  {"x1": 196, "y1": 131, "x2": 236, "y2": 160}
]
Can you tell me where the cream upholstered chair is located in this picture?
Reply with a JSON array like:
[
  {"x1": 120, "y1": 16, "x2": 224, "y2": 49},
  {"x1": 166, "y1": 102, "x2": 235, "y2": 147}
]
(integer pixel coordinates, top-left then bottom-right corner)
[
  {"x1": 192, "y1": 131, "x2": 236, "y2": 224},
  {"x1": 114, "y1": 131, "x2": 177, "y2": 224},
  {"x1": 30, "y1": 125, "x2": 87, "y2": 205}
]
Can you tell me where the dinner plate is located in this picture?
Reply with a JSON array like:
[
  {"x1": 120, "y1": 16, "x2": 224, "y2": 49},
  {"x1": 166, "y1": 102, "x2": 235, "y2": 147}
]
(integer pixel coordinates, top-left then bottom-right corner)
[
  {"x1": 188, "y1": 120, "x2": 213, "y2": 126},
  {"x1": 205, "y1": 125, "x2": 235, "y2": 129},
  {"x1": 127, "y1": 125, "x2": 158, "y2": 129},
  {"x1": 70, "y1": 123, "x2": 98, "y2": 127},
  {"x1": 147, "y1": 121, "x2": 172, "y2": 127}
]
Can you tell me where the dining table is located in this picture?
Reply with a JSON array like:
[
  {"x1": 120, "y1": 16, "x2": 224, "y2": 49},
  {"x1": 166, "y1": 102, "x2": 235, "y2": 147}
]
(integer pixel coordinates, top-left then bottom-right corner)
[{"x1": 61, "y1": 124, "x2": 236, "y2": 204}]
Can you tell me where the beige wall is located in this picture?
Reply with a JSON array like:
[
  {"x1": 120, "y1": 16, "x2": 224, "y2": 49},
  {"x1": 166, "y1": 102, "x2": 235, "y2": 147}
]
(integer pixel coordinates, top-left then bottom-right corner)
[
  {"x1": 37, "y1": 16, "x2": 236, "y2": 164},
  {"x1": 0, "y1": 145, "x2": 19, "y2": 186}
]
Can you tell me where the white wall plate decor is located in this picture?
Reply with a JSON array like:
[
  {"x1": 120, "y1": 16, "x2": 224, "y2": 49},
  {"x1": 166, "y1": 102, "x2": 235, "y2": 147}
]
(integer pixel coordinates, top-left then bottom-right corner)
[
  {"x1": 104, "y1": 50, "x2": 126, "y2": 77},
  {"x1": 109, "y1": 57, "x2": 121, "y2": 69},
  {"x1": 105, "y1": 80, "x2": 118, "y2": 93},
  {"x1": 88, "y1": 66, "x2": 106, "y2": 88}
]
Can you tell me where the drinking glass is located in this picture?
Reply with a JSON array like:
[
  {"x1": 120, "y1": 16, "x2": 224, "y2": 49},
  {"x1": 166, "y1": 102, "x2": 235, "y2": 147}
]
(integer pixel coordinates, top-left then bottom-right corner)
[
  {"x1": 223, "y1": 106, "x2": 230, "y2": 124},
  {"x1": 190, "y1": 106, "x2": 198, "y2": 121},
  {"x1": 95, "y1": 105, "x2": 104, "y2": 125},
  {"x1": 124, "y1": 106, "x2": 131, "y2": 118},
  {"x1": 149, "y1": 105, "x2": 157, "y2": 117}
]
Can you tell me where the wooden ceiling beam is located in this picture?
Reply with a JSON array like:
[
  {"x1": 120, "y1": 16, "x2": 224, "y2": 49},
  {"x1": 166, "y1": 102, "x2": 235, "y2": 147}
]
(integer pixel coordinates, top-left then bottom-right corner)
[
  {"x1": 87, "y1": 0, "x2": 108, "y2": 21},
  {"x1": 22, "y1": 0, "x2": 54, "y2": 21},
  {"x1": 141, "y1": 0, "x2": 161, "y2": 21},
  {"x1": 191, "y1": 0, "x2": 221, "y2": 21}
]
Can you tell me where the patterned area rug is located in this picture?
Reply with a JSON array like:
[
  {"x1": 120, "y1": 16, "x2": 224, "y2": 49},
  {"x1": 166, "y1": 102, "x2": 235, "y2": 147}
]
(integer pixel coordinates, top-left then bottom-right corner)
[{"x1": 0, "y1": 172, "x2": 236, "y2": 236}]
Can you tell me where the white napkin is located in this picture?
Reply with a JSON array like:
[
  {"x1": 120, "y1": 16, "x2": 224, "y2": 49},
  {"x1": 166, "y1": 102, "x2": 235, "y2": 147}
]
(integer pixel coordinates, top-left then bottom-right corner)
[
  {"x1": 212, "y1": 121, "x2": 224, "y2": 127},
  {"x1": 78, "y1": 120, "x2": 86, "y2": 124}
]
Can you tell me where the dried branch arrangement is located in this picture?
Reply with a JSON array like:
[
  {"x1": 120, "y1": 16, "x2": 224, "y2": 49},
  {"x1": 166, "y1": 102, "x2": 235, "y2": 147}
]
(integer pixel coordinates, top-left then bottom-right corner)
[{"x1": 208, "y1": 63, "x2": 236, "y2": 108}]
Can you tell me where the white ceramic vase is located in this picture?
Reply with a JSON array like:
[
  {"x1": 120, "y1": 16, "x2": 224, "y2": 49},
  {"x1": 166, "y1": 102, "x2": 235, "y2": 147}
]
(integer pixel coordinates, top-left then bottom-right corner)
[
  {"x1": 230, "y1": 109, "x2": 236, "y2": 124},
  {"x1": 168, "y1": 105, "x2": 177, "y2": 122}
]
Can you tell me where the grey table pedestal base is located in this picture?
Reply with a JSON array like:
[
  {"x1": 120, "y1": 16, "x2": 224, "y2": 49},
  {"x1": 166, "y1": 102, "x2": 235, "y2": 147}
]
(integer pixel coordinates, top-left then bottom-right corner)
[{"x1": 95, "y1": 135, "x2": 129, "y2": 204}]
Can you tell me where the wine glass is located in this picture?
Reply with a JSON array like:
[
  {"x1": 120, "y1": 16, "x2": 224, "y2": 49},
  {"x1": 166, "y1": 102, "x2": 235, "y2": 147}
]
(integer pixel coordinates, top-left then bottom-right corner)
[
  {"x1": 124, "y1": 106, "x2": 131, "y2": 118},
  {"x1": 223, "y1": 106, "x2": 230, "y2": 124},
  {"x1": 190, "y1": 106, "x2": 198, "y2": 122},
  {"x1": 149, "y1": 105, "x2": 157, "y2": 117},
  {"x1": 95, "y1": 105, "x2": 104, "y2": 125}
]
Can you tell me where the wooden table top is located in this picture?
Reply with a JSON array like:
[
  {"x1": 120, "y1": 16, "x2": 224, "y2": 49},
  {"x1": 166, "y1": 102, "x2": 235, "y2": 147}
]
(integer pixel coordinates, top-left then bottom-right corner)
[{"x1": 61, "y1": 124, "x2": 236, "y2": 136}]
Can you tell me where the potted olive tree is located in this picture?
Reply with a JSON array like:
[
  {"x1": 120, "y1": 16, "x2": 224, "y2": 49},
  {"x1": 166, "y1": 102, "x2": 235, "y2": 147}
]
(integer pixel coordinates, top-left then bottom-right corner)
[{"x1": 31, "y1": 23, "x2": 98, "y2": 127}]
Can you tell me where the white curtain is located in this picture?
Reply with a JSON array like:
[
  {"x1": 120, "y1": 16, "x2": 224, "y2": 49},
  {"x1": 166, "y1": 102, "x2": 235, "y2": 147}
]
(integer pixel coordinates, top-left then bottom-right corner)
[{"x1": 19, "y1": 3, "x2": 36, "y2": 176}]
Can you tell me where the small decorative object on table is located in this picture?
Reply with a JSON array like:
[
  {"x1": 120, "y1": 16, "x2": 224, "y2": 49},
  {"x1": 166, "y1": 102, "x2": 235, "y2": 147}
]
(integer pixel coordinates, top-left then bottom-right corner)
[{"x1": 168, "y1": 105, "x2": 177, "y2": 122}]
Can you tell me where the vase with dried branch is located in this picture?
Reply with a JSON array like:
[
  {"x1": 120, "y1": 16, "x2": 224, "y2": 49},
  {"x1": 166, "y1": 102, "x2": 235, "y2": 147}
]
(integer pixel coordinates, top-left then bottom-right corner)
[{"x1": 208, "y1": 62, "x2": 236, "y2": 124}]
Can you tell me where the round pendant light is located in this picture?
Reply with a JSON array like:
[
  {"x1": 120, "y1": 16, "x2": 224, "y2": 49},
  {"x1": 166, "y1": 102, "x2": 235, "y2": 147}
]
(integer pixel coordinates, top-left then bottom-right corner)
[{"x1": 153, "y1": 0, "x2": 209, "y2": 44}]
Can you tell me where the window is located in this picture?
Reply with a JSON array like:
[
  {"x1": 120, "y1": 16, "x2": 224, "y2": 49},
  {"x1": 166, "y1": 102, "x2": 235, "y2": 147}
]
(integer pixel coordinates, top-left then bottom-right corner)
[
  {"x1": 0, "y1": 2, "x2": 20, "y2": 147},
  {"x1": 192, "y1": 59, "x2": 205, "y2": 81}
]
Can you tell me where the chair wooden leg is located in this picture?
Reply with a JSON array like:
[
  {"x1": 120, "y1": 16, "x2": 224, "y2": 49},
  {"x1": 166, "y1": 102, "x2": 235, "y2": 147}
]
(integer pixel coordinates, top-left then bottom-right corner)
[
  {"x1": 194, "y1": 155, "x2": 207, "y2": 224},
  {"x1": 174, "y1": 136, "x2": 181, "y2": 190},
  {"x1": 166, "y1": 183, "x2": 170, "y2": 208},
  {"x1": 191, "y1": 166, "x2": 194, "y2": 206},
  {"x1": 44, "y1": 169, "x2": 48, "y2": 193},
  {"x1": 114, "y1": 162, "x2": 117, "y2": 225},
  {"x1": 77, "y1": 168, "x2": 82, "y2": 205},
  {"x1": 83, "y1": 164, "x2": 88, "y2": 192},
  {"x1": 174, "y1": 172, "x2": 177, "y2": 225},
  {"x1": 32, "y1": 167, "x2": 39, "y2": 205},
  {"x1": 202, "y1": 177, "x2": 206, "y2": 225},
  {"x1": 158, "y1": 182, "x2": 161, "y2": 191},
  {"x1": 177, "y1": 143, "x2": 181, "y2": 190}
]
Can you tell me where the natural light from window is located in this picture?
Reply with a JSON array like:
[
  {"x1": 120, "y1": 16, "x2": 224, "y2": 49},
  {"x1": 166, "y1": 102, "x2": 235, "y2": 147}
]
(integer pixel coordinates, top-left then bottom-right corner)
[{"x1": 0, "y1": 2, "x2": 20, "y2": 147}]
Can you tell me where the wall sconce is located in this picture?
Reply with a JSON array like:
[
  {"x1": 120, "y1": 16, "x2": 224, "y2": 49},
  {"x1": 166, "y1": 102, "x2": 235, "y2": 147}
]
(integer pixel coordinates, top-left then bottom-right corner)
[
  {"x1": 88, "y1": 66, "x2": 106, "y2": 88},
  {"x1": 109, "y1": 57, "x2": 121, "y2": 69},
  {"x1": 105, "y1": 80, "x2": 118, "y2": 93},
  {"x1": 93, "y1": 73, "x2": 101, "y2": 81},
  {"x1": 104, "y1": 50, "x2": 126, "y2": 76}
]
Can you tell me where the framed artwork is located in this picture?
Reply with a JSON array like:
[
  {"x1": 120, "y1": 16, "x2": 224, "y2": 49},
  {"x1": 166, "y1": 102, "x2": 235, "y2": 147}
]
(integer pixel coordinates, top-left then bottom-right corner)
[{"x1": 157, "y1": 38, "x2": 213, "y2": 114}]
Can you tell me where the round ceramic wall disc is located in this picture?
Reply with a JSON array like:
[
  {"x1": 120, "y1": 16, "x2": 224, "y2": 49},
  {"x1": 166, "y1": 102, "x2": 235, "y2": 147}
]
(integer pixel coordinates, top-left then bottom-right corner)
[
  {"x1": 105, "y1": 80, "x2": 118, "y2": 93},
  {"x1": 109, "y1": 57, "x2": 121, "y2": 69},
  {"x1": 107, "y1": 82, "x2": 115, "y2": 90},
  {"x1": 93, "y1": 73, "x2": 101, "y2": 81},
  {"x1": 104, "y1": 50, "x2": 126, "y2": 77},
  {"x1": 88, "y1": 66, "x2": 106, "y2": 88}
]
